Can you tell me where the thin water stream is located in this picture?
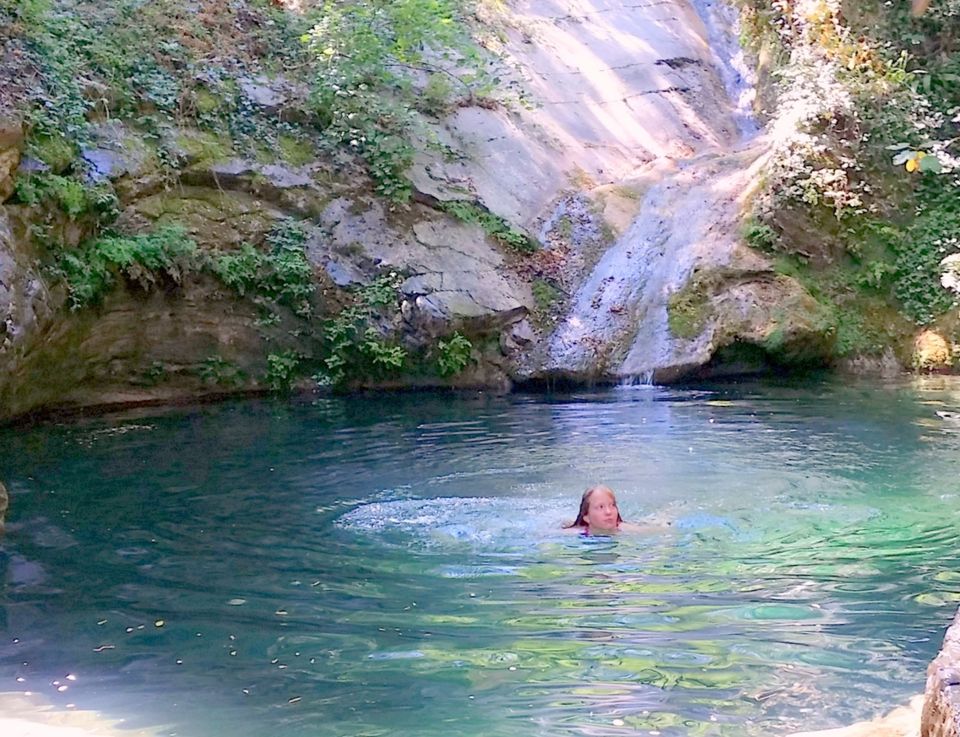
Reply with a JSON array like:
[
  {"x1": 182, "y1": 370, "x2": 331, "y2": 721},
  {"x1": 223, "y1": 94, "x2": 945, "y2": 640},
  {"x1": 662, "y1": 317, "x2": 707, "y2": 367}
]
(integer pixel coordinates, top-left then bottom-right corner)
[
  {"x1": 544, "y1": 0, "x2": 769, "y2": 382},
  {"x1": 1, "y1": 379, "x2": 959, "y2": 737}
]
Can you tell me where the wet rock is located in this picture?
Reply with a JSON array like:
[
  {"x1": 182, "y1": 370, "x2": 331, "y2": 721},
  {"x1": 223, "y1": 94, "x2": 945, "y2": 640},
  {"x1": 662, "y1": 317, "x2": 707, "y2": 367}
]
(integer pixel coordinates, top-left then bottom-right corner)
[
  {"x1": 179, "y1": 159, "x2": 324, "y2": 216},
  {"x1": 257, "y1": 164, "x2": 313, "y2": 190},
  {"x1": 0, "y1": 208, "x2": 62, "y2": 419},
  {"x1": 162, "y1": 128, "x2": 231, "y2": 169},
  {"x1": 922, "y1": 606, "x2": 960, "y2": 737},
  {"x1": 16, "y1": 157, "x2": 49, "y2": 174},
  {"x1": 318, "y1": 196, "x2": 531, "y2": 366},
  {"x1": 0, "y1": 209, "x2": 57, "y2": 354},
  {"x1": 839, "y1": 348, "x2": 903, "y2": 378},
  {"x1": 510, "y1": 318, "x2": 535, "y2": 346},
  {"x1": 321, "y1": 197, "x2": 532, "y2": 326},
  {"x1": 501, "y1": 318, "x2": 537, "y2": 355},
  {"x1": 324, "y1": 258, "x2": 367, "y2": 288},
  {"x1": 0, "y1": 275, "x2": 312, "y2": 421},
  {"x1": 78, "y1": 122, "x2": 165, "y2": 201},
  {"x1": 80, "y1": 121, "x2": 154, "y2": 185}
]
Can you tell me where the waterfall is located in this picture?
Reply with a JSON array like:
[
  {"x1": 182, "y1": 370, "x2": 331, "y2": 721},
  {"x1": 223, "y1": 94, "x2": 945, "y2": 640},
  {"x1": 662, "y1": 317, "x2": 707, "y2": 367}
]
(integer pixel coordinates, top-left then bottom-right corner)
[
  {"x1": 543, "y1": 0, "x2": 765, "y2": 384},
  {"x1": 690, "y1": 0, "x2": 760, "y2": 143}
]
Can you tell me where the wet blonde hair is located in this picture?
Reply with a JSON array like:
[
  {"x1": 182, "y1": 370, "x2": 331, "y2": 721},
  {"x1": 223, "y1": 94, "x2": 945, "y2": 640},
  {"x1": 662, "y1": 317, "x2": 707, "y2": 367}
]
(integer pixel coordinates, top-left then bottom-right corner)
[{"x1": 564, "y1": 485, "x2": 623, "y2": 528}]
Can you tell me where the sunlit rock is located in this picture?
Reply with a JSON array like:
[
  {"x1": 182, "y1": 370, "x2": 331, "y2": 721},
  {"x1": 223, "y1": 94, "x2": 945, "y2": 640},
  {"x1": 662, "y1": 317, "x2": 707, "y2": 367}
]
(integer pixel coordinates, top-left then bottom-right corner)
[
  {"x1": 787, "y1": 695, "x2": 922, "y2": 737},
  {"x1": 940, "y1": 254, "x2": 960, "y2": 295},
  {"x1": 0, "y1": 119, "x2": 23, "y2": 202},
  {"x1": 922, "y1": 606, "x2": 960, "y2": 737},
  {"x1": 914, "y1": 330, "x2": 952, "y2": 372}
]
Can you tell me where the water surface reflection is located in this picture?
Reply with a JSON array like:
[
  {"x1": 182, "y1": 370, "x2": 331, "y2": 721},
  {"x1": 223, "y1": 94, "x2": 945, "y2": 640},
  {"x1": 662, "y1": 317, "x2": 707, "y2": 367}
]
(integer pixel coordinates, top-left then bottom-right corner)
[{"x1": 0, "y1": 379, "x2": 959, "y2": 736}]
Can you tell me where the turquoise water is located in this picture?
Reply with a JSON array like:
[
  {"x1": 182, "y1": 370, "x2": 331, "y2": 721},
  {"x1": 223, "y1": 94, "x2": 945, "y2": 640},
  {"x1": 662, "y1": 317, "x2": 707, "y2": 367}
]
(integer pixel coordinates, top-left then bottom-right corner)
[{"x1": 1, "y1": 378, "x2": 960, "y2": 736}]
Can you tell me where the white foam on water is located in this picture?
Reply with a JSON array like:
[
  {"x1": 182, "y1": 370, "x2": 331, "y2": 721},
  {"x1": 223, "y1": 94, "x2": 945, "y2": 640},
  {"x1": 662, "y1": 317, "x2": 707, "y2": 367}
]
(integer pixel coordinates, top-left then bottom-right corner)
[
  {"x1": 336, "y1": 496, "x2": 571, "y2": 554},
  {"x1": 0, "y1": 692, "x2": 160, "y2": 737}
]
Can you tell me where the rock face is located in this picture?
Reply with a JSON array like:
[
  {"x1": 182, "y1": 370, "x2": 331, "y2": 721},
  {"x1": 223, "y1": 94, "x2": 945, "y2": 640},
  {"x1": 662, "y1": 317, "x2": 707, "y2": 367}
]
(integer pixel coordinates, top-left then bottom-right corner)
[
  {"x1": 510, "y1": 1, "x2": 836, "y2": 385},
  {"x1": 0, "y1": 108, "x2": 539, "y2": 419},
  {"x1": 526, "y1": 139, "x2": 833, "y2": 384},
  {"x1": 0, "y1": 0, "x2": 884, "y2": 420},
  {"x1": 409, "y1": 0, "x2": 745, "y2": 226},
  {"x1": 914, "y1": 330, "x2": 953, "y2": 372},
  {"x1": 922, "y1": 607, "x2": 960, "y2": 737},
  {"x1": 0, "y1": 120, "x2": 21, "y2": 202}
]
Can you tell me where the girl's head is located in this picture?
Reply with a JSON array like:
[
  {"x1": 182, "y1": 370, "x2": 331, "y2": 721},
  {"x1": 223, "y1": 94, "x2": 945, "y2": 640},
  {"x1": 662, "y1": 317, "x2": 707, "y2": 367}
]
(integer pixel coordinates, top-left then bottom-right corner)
[{"x1": 568, "y1": 485, "x2": 623, "y2": 530}]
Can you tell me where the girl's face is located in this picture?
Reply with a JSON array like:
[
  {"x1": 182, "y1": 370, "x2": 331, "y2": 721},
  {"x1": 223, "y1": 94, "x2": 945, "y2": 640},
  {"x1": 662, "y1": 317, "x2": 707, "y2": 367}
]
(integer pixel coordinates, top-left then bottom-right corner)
[{"x1": 583, "y1": 489, "x2": 619, "y2": 530}]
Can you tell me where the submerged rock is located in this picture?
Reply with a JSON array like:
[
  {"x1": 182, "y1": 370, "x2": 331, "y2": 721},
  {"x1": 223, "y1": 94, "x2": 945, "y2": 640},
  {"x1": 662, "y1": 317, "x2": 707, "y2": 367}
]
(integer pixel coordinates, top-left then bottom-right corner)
[{"x1": 788, "y1": 695, "x2": 922, "y2": 737}]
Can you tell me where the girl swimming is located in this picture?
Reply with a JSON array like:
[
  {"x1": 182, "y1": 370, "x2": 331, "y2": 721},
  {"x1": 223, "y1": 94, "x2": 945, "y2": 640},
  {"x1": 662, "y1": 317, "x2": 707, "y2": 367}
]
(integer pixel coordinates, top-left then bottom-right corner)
[{"x1": 563, "y1": 485, "x2": 661, "y2": 535}]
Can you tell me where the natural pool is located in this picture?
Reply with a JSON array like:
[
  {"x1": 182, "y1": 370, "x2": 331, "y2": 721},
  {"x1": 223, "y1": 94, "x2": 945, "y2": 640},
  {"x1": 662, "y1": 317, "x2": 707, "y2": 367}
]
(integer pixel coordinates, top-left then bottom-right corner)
[{"x1": 1, "y1": 378, "x2": 960, "y2": 737}]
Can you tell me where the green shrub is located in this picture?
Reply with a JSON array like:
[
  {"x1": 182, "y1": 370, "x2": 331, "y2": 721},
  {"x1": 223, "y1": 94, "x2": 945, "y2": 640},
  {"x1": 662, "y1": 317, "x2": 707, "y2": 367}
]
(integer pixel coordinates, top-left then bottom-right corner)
[
  {"x1": 442, "y1": 200, "x2": 538, "y2": 254},
  {"x1": 318, "y1": 272, "x2": 409, "y2": 387},
  {"x1": 531, "y1": 279, "x2": 562, "y2": 313},
  {"x1": 435, "y1": 331, "x2": 473, "y2": 376},
  {"x1": 265, "y1": 350, "x2": 303, "y2": 392},
  {"x1": 209, "y1": 244, "x2": 264, "y2": 297},
  {"x1": 141, "y1": 361, "x2": 166, "y2": 386},
  {"x1": 667, "y1": 280, "x2": 711, "y2": 340},
  {"x1": 738, "y1": 0, "x2": 960, "y2": 330},
  {"x1": 209, "y1": 221, "x2": 314, "y2": 317},
  {"x1": 304, "y1": 0, "x2": 493, "y2": 202},
  {"x1": 13, "y1": 173, "x2": 118, "y2": 222},
  {"x1": 742, "y1": 217, "x2": 778, "y2": 252},
  {"x1": 196, "y1": 356, "x2": 245, "y2": 387},
  {"x1": 59, "y1": 225, "x2": 197, "y2": 309},
  {"x1": 262, "y1": 221, "x2": 314, "y2": 315},
  {"x1": 893, "y1": 199, "x2": 960, "y2": 324},
  {"x1": 420, "y1": 73, "x2": 455, "y2": 116}
]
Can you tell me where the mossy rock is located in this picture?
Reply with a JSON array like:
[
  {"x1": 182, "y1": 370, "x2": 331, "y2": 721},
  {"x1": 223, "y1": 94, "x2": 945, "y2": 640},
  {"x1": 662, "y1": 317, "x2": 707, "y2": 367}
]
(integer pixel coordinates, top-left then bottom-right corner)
[
  {"x1": 28, "y1": 134, "x2": 76, "y2": 173},
  {"x1": 173, "y1": 130, "x2": 234, "y2": 167},
  {"x1": 673, "y1": 265, "x2": 840, "y2": 373},
  {"x1": 194, "y1": 88, "x2": 223, "y2": 115},
  {"x1": 127, "y1": 187, "x2": 281, "y2": 250},
  {"x1": 667, "y1": 274, "x2": 714, "y2": 340},
  {"x1": 278, "y1": 135, "x2": 315, "y2": 167}
]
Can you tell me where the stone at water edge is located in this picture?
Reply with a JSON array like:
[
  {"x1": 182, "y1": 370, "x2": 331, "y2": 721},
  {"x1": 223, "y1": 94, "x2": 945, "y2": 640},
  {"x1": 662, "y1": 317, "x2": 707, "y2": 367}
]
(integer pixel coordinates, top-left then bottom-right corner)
[
  {"x1": 787, "y1": 695, "x2": 922, "y2": 737},
  {"x1": 914, "y1": 330, "x2": 952, "y2": 372}
]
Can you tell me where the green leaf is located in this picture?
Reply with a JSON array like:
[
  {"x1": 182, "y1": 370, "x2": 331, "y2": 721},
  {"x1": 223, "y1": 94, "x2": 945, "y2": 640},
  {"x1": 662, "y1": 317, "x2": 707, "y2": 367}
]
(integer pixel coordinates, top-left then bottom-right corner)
[{"x1": 919, "y1": 155, "x2": 943, "y2": 173}]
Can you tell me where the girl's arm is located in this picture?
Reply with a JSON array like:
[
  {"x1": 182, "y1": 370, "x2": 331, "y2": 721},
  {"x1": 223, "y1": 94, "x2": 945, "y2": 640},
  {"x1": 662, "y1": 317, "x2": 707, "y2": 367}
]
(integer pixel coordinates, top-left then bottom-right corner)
[{"x1": 619, "y1": 520, "x2": 671, "y2": 533}]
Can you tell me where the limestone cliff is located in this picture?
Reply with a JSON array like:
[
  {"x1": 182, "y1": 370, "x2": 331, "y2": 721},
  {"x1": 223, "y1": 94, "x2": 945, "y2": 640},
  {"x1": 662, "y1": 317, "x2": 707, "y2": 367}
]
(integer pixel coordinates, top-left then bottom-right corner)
[{"x1": 0, "y1": 0, "x2": 908, "y2": 420}]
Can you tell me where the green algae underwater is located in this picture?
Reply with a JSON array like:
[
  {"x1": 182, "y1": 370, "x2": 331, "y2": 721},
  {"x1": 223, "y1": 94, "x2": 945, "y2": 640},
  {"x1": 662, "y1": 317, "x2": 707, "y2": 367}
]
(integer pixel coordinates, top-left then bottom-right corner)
[{"x1": 0, "y1": 377, "x2": 959, "y2": 737}]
